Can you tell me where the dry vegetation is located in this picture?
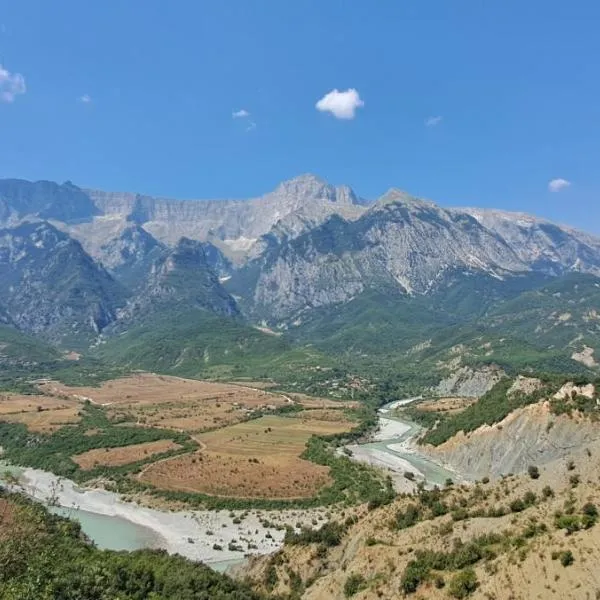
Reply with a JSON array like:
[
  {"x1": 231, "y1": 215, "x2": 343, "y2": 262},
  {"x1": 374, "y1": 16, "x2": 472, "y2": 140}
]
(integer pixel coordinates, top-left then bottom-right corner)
[
  {"x1": 73, "y1": 439, "x2": 182, "y2": 469},
  {"x1": 139, "y1": 412, "x2": 355, "y2": 499},
  {"x1": 0, "y1": 393, "x2": 81, "y2": 432},
  {"x1": 240, "y1": 437, "x2": 600, "y2": 600},
  {"x1": 418, "y1": 396, "x2": 477, "y2": 415},
  {"x1": 40, "y1": 374, "x2": 291, "y2": 432}
]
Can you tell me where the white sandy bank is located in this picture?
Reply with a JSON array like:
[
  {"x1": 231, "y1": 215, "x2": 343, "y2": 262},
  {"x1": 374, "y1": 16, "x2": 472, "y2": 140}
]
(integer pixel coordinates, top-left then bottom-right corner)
[
  {"x1": 373, "y1": 418, "x2": 411, "y2": 441},
  {"x1": 20, "y1": 468, "x2": 324, "y2": 565}
]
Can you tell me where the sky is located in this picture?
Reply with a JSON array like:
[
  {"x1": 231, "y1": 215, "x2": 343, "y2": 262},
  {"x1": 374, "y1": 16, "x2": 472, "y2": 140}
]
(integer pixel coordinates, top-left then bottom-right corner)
[{"x1": 1, "y1": 1, "x2": 600, "y2": 232}]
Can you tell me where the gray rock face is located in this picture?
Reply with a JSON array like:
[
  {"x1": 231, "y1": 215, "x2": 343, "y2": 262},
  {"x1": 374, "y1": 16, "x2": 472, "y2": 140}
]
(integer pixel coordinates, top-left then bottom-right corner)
[
  {"x1": 239, "y1": 193, "x2": 531, "y2": 318},
  {"x1": 1, "y1": 174, "x2": 600, "y2": 332},
  {"x1": 0, "y1": 222, "x2": 126, "y2": 345},
  {"x1": 116, "y1": 238, "x2": 239, "y2": 327},
  {"x1": 85, "y1": 174, "x2": 367, "y2": 251},
  {"x1": 434, "y1": 366, "x2": 505, "y2": 398},
  {"x1": 423, "y1": 401, "x2": 600, "y2": 480},
  {"x1": 463, "y1": 208, "x2": 600, "y2": 275},
  {"x1": 0, "y1": 179, "x2": 99, "y2": 224}
]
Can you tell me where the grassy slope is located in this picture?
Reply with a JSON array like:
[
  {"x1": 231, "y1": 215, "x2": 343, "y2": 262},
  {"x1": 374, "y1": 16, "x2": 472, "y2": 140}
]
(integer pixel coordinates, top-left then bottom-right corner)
[{"x1": 94, "y1": 308, "x2": 331, "y2": 383}]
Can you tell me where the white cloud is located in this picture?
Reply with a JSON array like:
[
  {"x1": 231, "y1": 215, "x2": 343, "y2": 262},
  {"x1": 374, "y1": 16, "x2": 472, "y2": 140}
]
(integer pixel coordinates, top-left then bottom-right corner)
[
  {"x1": 0, "y1": 64, "x2": 26, "y2": 103},
  {"x1": 232, "y1": 108, "x2": 250, "y2": 118},
  {"x1": 316, "y1": 88, "x2": 364, "y2": 120},
  {"x1": 78, "y1": 94, "x2": 92, "y2": 104},
  {"x1": 425, "y1": 115, "x2": 442, "y2": 127},
  {"x1": 246, "y1": 121, "x2": 257, "y2": 132},
  {"x1": 548, "y1": 178, "x2": 571, "y2": 192}
]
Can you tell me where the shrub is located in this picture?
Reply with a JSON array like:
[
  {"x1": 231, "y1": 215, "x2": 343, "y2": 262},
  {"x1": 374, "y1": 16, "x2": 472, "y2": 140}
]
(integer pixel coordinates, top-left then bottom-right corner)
[
  {"x1": 560, "y1": 550, "x2": 574, "y2": 567},
  {"x1": 569, "y1": 474, "x2": 580, "y2": 488},
  {"x1": 392, "y1": 504, "x2": 421, "y2": 530},
  {"x1": 582, "y1": 503, "x2": 598, "y2": 518},
  {"x1": 527, "y1": 465, "x2": 540, "y2": 480},
  {"x1": 509, "y1": 498, "x2": 526, "y2": 513},
  {"x1": 542, "y1": 486, "x2": 555, "y2": 499},
  {"x1": 448, "y1": 569, "x2": 479, "y2": 598},
  {"x1": 400, "y1": 559, "x2": 430, "y2": 594},
  {"x1": 344, "y1": 573, "x2": 367, "y2": 597},
  {"x1": 404, "y1": 471, "x2": 415, "y2": 481}
]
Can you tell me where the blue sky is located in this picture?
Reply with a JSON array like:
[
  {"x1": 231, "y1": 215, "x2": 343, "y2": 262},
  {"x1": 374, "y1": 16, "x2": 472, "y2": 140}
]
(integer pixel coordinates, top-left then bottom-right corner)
[{"x1": 1, "y1": 1, "x2": 600, "y2": 232}]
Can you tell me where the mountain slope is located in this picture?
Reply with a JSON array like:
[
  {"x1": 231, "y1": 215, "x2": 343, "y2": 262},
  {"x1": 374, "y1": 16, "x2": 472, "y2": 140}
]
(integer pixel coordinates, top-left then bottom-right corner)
[
  {"x1": 0, "y1": 222, "x2": 127, "y2": 347},
  {"x1": 115, "y1": 237, "x2": 239, "y2": 327},
  {"x1": 0, "y1": 178, "x2": 98, "y2": 224},
  {"x1": 84, "y1": 174, "x2": 367, "y2": 254}
]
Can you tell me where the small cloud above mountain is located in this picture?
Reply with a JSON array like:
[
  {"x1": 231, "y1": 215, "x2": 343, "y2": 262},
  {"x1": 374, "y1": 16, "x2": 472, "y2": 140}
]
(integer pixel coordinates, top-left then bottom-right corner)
[
  {"x1": 548, "y1": 178, "x2": 571, "y2": 192},
  {"x1": 0, "y1": 63, "x2": 25, "y2": 103},
  {"x1": 316, "y1": 88, "x2": 364, "y2": 120},
  {"x1": 425, "y1": 115, "x2": 442, "y2": 127},
  {"x1": 78, "y1": 94, "x2": 92, "y2": 104},
  {"x1": 232, "y1": 109, "x2": 250, "y2": 118}
]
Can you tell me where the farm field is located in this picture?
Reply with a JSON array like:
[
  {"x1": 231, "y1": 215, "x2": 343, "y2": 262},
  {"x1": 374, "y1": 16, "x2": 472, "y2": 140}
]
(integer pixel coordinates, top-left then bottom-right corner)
[
  {"x1": 39, "y1": 373, "x2": 291, "y2": 432},
  {"x1": 0, "y1": 393, "x2": 81, "y2": 432},
  {"x1": 73, "y1": 439, "x2": 182, "y2": 469},
  {"x1": 139, "y1": 412, "x2": 355, "y2": 499},
  {"x1": 0, "y1": 373, "x2": 363, "y2": 504}
]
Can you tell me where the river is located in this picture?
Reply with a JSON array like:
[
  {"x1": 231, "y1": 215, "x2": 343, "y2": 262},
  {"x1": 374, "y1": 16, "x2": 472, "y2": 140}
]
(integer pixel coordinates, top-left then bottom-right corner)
[
  {"x1": 0, "y1": 399, "x2": 456, "y2": 566},
  {"x1": 346, "y1": 398, "x2": 457, "y2": 489}
]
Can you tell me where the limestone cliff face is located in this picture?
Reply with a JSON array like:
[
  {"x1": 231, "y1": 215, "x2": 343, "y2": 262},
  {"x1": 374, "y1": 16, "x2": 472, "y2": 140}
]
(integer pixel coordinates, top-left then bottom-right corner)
[
  {"x1": 422, "y1": 400, "x2": 600, "y2": 480},
  {"x1": 465, "y1": 207, "x2": 600, "y2": 275},
  {"x1": 85, "y1": 174, "x2": 367, "y2": 250},
  {"x1": 1, "y1": 174, "x2": 600, "y2": 336},
  {"x1": 238, "y1": 192, "x2": 530, "y2": 319}
]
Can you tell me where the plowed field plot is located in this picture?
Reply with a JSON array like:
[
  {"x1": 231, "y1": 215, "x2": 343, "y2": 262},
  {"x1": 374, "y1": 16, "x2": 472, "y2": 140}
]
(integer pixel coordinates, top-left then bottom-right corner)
[
  {"x1": 39, "y1": 374, "x2": 290, "y2": 432},
  {"x1": 139, "y1": 412, "x2": 355, "y2": 499},
  {"x1": 73, "y1": 439, "x2": 182, "y2": 469},
  {"x1": 0, "y1": 394, "x2": 81, "y2": 432}
]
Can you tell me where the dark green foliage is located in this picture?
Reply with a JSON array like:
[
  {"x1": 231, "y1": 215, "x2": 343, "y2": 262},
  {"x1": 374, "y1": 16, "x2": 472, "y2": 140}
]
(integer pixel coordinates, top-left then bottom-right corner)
[
  {"x1": 560, "y1": 550, "x2": 575, "y2": 567},
  {"x1": 343, "y1": 573, "x2": 366, "y2": 597},
  {"x1": 527, "y1": 465, "x2": 540, "y2": 480},
  {"x1": 391, "y1": 504, "x2": 421, "y2": 530},
  {"x1": 555, "y1": 503, "x2": 598, "y2": 533},
  {"x1": 284, "y1": 521, "x2": 346, "y2": 547},
  {"x1": 0, "y1": 491, "x2": 264, "y2": 600},
  {"x1": 448, "y1": 569, "x2": 478, "y2": 599}
]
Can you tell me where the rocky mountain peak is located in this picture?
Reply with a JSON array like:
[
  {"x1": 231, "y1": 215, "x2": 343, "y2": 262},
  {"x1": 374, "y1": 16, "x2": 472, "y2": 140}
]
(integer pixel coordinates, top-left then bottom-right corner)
[
  {"x1": 374, "y1": 188, "x2": 436, "y2": 210},
  {"x1": 270, "y1": 174, "x2": 361, "y2": 207}
]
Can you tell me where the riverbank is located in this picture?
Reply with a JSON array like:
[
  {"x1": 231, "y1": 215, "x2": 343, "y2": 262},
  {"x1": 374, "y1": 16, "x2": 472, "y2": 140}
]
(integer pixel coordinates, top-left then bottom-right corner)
[
  {"x1": 17, "y1": 468, "x2": 326, "y2": 566},
  {"x1": 344, "y1": 399, "x2": 459, "y2": 491}
]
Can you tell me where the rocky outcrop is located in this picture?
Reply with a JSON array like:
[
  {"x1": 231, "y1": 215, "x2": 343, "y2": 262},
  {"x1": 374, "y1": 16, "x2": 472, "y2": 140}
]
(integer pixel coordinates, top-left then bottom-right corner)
[
  {"x1": 423, "y1": 401, "x2": 600, "y2": 480},
  {"x1": 464, "y1": 207, "x2": 600, "y2": 276},
  {"x1": 434, "y1": 365, "x2": 505, "y2": 398}
]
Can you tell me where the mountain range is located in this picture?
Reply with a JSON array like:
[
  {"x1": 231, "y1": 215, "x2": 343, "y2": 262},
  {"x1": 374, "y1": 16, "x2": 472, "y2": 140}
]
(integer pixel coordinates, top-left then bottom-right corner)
[{"x1": 0, "y1": 174, "x2": 599, "y2": 387}]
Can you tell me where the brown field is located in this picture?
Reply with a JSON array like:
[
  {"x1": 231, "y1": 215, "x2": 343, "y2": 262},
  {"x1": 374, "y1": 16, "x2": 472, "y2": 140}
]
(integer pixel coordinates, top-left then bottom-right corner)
[
  {"x1": 0, "y1": 394, "x2": 81, "y2": 432},
  {"x1": 139, "y1": 412, "x2": 355, "y2": 499},
  {"x1": 39, "y1": 374, "x2": 290, "y2": 432},
  {"x1": 73, "y1": 439, "x2": 182, "y2": 470},
  {"x1": 287, "y1": 393, "x2": 360, "y2": 410}
]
